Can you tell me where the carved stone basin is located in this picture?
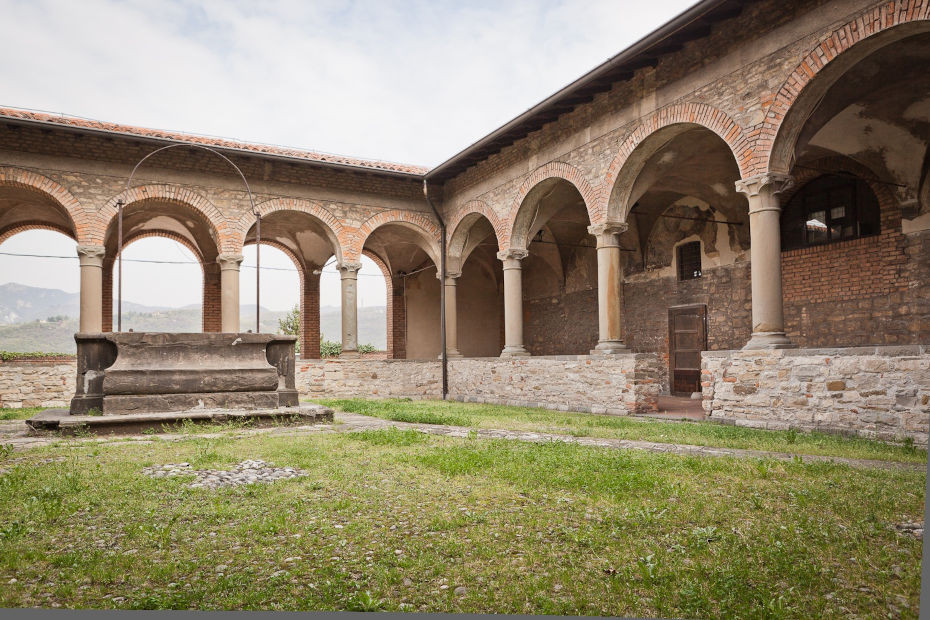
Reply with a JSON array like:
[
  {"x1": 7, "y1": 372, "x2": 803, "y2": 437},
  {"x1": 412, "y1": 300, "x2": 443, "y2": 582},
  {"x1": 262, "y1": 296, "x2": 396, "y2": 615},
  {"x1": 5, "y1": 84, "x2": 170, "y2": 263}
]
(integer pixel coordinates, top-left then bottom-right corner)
[{"x1": 70, "y1": 332, "x2": 299, "y2": 415}]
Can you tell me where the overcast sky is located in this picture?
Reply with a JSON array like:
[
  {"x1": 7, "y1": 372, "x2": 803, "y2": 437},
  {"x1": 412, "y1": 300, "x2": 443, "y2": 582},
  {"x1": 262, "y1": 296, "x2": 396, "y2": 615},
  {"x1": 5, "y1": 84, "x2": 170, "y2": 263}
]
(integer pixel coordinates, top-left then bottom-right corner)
[{"x1": 0, "y1": 0, "x2": 696, "y2": 310}]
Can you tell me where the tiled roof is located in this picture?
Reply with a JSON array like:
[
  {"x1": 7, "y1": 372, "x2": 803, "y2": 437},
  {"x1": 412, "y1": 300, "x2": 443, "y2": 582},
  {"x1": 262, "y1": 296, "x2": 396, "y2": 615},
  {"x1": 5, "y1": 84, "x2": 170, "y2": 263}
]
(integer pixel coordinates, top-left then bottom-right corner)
[{"x1": 0, "y1": 107, "x2": 429, "y2": 176}]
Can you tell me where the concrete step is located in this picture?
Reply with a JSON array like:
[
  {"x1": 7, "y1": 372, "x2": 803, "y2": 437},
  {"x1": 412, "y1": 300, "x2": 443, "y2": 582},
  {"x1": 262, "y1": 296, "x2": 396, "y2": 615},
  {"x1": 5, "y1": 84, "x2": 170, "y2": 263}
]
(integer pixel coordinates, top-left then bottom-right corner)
[{"x1": 26, "y1": 404, "x2": 333, "y2": 435}]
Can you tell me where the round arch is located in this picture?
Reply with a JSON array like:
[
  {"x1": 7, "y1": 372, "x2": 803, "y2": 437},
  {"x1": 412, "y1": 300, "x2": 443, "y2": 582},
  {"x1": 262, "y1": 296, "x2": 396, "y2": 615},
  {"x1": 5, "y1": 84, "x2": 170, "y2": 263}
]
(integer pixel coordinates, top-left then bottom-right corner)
[
  {"x1": 447, "y1": 202, "x2": 505, "y2": 274},
  {"x1": 764, "y1": 5, "x2": 930, "y2": 174},
  {"x1": 352, "y1": 209, "x2": 441, "y2": 266},
  {"x1": 0, "y1": 167, "x2": 88, "y2": 244},
  {"x1": 506, "y1": 162, "x2": 599, "y2": 249},
  {"x1": 235, "y1": 198, "x2": 345, "y2": 265},
  {"x1": 601, "y1": 103, "x2": 752, "y2": 222}
]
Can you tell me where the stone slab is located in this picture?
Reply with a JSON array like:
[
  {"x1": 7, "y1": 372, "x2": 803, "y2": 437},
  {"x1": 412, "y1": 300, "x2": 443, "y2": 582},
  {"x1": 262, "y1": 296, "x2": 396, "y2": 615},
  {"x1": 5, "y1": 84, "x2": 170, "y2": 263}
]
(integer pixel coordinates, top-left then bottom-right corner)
[{"x1": 26, "y1": 404, "x2": 333, "y2": 435}]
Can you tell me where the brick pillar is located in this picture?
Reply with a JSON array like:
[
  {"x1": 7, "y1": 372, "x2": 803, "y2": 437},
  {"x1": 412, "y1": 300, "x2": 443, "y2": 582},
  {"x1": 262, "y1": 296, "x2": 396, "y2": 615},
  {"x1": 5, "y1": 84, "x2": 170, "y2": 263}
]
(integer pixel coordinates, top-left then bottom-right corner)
[
  {"x1": 102, "y1": 256, "x2": 114, "y2": 332},
  {"x1": 391, "y1": 277, "x2": 406, "y2": 359},
  {"x1": 301, "y1": 269, "x2": 321, "y2": 359},
  {"x1": 202, "y1": 260, "x2": 222, "y2": 332}
]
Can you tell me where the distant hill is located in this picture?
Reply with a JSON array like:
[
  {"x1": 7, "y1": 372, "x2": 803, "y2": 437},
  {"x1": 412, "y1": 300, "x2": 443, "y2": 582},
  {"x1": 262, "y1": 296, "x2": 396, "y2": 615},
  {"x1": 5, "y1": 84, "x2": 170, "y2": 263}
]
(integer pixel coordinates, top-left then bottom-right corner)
[{"x1": 0, "y1": 283, "x2": 387, "y2": 353}]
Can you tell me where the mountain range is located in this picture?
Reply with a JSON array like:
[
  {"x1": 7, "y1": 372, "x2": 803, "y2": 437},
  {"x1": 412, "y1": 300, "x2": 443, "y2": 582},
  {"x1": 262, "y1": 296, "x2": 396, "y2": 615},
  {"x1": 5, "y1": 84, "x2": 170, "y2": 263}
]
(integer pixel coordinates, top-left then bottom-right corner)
[{"x1": 0, "y1": 283, "x2": 386, "y2": 353}]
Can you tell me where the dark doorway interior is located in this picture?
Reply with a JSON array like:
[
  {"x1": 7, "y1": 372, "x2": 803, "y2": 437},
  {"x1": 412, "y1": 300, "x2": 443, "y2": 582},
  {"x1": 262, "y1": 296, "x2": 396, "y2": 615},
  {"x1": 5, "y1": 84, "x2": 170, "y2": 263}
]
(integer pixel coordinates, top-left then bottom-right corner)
[{"x1": 668, "y1": 304, "x2": 707, "y2": 397}]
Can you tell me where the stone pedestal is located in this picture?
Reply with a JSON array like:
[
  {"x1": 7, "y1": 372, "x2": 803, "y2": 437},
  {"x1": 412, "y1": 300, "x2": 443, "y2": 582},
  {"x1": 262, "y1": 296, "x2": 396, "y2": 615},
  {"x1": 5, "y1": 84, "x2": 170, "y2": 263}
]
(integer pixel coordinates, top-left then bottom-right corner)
[{"x1": 70, "y1": 332, "x2": 298, "y2": 415}]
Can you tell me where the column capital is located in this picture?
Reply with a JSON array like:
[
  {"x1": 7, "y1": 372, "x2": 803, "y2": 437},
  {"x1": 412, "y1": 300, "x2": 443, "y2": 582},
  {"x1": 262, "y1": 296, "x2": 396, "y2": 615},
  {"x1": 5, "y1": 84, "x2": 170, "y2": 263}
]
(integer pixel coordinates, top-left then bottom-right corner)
[
  {"x1": 216, "y1": 253, "x2": 244, "y2": 270},
  {"x1": 437, "y1": 271, "x2": 462, "y2": 281},
  {"x1": 496, "y1": 249, "x2": 528, "y2": 262},
  {"x1": 338, "y1": 261, "x2": 363, "y2": 277},
  {"x1": 76, "y1": 245, "x2": 106, "y2": 261},
  {"x1": 734, "y1": 173, "x2": 795, "y2": 199},
  {"x1": 587, "y1": 221, "x2": 628, "y2": 248}
]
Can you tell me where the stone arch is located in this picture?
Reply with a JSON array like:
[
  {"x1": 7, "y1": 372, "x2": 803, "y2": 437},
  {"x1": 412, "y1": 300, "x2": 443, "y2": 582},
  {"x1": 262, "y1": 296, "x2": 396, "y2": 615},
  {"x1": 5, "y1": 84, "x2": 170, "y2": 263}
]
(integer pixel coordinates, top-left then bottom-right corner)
[
  {"x1": 763, "y1": 2, "x2": 930, "y2": 175},
  {"x1": 0, "y1": 166, "x2": 89, "y2": 243},
  {"x1": 601, "y1": 102, "x2": 752, "y2": 222},
  {"x1": 447, "y1": 200, "x2": 505, "y2": 272},
  {"x1": 97, "y1": 184, "x2": 225, "y2": 252},
  {"x1": 506, "y1": 162, "x2": 599, "y2": 248},
  {"x1": 351, "y1": 209, "x2": 441, "y2": 265},
  {"x1": 235, "y1": 197, "x2": 345, "y2": 264}
]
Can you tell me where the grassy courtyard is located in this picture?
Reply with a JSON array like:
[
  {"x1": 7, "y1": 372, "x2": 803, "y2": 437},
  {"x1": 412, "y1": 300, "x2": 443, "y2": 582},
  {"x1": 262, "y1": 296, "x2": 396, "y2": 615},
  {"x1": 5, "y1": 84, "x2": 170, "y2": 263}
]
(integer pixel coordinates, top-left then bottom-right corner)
[
  {"x1": 317, "y1": 398, "x2": 928, "y2": 464},
  {"x1": 0, "y1": 416, "x2": 924, "y2": 617}
]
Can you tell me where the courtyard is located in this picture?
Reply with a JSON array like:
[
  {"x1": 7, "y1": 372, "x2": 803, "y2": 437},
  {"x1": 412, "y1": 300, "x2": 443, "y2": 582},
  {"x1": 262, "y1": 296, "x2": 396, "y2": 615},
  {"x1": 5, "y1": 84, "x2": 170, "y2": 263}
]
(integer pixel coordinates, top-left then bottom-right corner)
[{"x1": 0, "y1": 400, "x2": 924, "y2": 617}]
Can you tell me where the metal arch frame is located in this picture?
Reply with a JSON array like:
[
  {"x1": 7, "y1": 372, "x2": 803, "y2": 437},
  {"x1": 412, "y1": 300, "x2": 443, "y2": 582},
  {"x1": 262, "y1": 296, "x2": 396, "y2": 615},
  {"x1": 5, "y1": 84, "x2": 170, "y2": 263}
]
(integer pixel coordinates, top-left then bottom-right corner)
[{"x1": 116, "y1": 143, "x2": 261, "y2": 333}]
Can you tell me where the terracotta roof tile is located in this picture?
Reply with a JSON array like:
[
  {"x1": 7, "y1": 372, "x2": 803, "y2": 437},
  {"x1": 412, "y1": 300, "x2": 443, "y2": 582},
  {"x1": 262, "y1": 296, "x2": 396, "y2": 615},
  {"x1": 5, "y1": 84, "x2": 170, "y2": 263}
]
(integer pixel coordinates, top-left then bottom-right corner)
[{"x1": 0, "y1": 107, "x2": 428, "y2": 176}]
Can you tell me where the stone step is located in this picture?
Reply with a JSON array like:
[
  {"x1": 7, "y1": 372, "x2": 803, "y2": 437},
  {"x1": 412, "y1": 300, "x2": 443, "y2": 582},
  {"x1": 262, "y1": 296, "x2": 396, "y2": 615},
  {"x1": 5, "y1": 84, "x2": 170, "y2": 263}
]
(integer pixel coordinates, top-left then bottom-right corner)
[{"x1": 26, "y1": 404, "x2": 333, "y2": 436}]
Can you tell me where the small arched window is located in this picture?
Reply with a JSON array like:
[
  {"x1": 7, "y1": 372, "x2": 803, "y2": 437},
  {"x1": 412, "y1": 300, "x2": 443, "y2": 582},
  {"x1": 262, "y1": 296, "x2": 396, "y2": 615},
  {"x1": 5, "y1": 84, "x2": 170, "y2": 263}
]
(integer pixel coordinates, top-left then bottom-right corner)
[{"x1": 781, "y1": 174, "x2": 880, "y2": 251}]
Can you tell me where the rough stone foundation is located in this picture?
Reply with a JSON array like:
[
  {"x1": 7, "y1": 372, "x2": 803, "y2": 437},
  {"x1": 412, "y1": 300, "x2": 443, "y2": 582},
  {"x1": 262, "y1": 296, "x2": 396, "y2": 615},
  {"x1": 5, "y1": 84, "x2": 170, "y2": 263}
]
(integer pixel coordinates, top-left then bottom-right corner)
[
  {"x1": 702, "y1": 346, "x2": 930, "y2": 444},
  {"x1": 0, "y1": 357, "x2": 76, "y2": 408}
]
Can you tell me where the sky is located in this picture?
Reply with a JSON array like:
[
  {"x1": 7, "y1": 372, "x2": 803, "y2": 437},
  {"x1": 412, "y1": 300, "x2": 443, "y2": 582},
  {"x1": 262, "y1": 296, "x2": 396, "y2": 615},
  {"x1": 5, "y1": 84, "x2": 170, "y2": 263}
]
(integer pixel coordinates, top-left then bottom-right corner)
[{"x1": 0, "y1": 0, "x2": 697, "y2": 310}]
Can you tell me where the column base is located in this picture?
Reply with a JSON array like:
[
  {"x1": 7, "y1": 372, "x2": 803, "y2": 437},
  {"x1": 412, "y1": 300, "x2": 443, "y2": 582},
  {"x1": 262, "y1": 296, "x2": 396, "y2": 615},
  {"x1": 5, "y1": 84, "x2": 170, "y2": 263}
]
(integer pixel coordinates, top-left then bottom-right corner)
[
  {"x1": 500, "y1": 346, "x2": 530, "y2": 358},
  {"x1": 590, "y1": 340, "x2": 630, "y2": 355},
  {"x1": 339, "y1": 350, "x2": 361, "y2": 359},
  {"x1": 439, "y1": 350, "x2": 463, "y2": 359},
  {"x1": 742, "y1": 332, "x2": 797, "y2": 350}
]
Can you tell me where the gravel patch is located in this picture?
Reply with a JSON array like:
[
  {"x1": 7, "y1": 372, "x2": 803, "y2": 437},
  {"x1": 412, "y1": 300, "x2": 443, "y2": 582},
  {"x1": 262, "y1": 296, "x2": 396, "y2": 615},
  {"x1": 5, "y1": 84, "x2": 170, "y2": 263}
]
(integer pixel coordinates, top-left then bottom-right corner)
[{"x1": 142, "y1": 459, "x2": 307, "y2": 488}]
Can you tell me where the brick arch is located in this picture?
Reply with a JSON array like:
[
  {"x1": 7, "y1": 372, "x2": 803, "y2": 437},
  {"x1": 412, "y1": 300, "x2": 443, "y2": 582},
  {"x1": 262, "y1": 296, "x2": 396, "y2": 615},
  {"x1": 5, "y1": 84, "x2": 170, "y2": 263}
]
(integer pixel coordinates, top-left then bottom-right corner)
[
  {"x1": 362, "y1": 248, "x2": 396, "y2": 358},
  {"x1": 763, "y1": 2, "x2": 930, "y2": 175},
  {"x1": 235, "y1": 197, "x2": 345, "y2": 263},
  {"x1": 350, "y1": 209, "x2": 441, "y2": 264},
  {"x1": 97, "y1": 184, "x2": 226, "y2": 251},
  {"x1": 447, "y1": 200, "x2": 506, "y2": 269},
  {"x1": 117, "y1": 229, "x2": 206, "y2": 263},
  {"x1": 0, "y1": 221, "x2": 76, "y2": 247},
  {"x1": 506, "y1": 161, "x2": 599, "y2": 249},
  {"x1": 243, "y1": 237, "x2": 306, "y2": 274},
  {"x1": 0, "y1": 167, "x2": 90, "y2": 244},
  {"x1": 600, "y1": 102, "x2": 752, "y2": 222}
]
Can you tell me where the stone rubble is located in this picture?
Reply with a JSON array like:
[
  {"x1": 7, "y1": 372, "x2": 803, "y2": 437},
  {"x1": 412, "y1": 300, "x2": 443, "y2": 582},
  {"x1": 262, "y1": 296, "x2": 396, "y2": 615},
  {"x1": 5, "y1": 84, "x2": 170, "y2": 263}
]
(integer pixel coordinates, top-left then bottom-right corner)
[{"x1": 141, "y1": 459, "x2": 307, "y2": 488}]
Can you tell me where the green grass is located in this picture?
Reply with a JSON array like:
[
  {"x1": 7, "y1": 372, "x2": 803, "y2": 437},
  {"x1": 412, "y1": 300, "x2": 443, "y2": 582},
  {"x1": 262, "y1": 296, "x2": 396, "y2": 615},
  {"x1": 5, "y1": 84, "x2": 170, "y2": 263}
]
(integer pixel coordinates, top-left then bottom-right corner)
[
  {"x1": 0, "y1": 427, "x2": 923, "y2": 616},
  {"x1": 316, "y1": 398, "x2": 928, "y2": 464},
  {"x1": 0, "y1": 407, "x2": 46, "y2": 421}
]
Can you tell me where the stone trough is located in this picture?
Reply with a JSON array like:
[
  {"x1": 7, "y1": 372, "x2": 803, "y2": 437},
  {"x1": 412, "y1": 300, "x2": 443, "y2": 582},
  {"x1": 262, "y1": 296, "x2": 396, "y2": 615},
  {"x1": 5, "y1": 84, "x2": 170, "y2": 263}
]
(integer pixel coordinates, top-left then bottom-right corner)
[{"x1": 26, "y1": 332, "x2": 333, "y2": 435}]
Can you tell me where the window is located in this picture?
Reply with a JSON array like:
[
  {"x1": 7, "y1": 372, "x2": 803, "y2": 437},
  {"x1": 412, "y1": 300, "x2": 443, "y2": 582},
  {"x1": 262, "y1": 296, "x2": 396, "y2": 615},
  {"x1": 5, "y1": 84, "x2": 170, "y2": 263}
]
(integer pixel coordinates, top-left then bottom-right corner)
[
  {"x1": 677, "y1": 241, "x2": 702, "y2": 281},
  {"x1": 781, "y1": 174, "x2": 880, "y2": 251}
]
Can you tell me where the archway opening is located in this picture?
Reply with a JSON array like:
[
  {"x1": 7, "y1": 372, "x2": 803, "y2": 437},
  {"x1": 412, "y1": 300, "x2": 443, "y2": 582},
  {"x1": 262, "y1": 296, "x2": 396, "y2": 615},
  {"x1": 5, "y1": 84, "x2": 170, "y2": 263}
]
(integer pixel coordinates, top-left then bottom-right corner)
[
  {"x1": 0, "y1": 229, "x2": 79, "y2": 353},
  {"x1": 362, "y1": 222, "x2": 438, "y2": 360},
  {"x1": 448, "y1": 214, "x2": 503, "y2": 357},
  {"x1": 513, "y1": 178, "x2": 596, "y2": 356},
  {"x1": 609, "y1": 125, "x2": 748, "y2": 395},
  {"x1": 240, "y1": 242, "x2": 300, "y2": 339},
  {"x1": 776, "y1": 30, "x2": 930, "y2": 346}
]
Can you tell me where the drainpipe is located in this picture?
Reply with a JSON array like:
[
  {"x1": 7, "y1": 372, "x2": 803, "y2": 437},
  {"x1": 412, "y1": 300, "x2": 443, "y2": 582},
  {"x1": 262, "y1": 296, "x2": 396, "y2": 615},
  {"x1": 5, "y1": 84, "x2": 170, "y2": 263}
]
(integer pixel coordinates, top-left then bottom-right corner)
[{"x1": 423, "y1": 179, "x2": 448, "y2": 400}]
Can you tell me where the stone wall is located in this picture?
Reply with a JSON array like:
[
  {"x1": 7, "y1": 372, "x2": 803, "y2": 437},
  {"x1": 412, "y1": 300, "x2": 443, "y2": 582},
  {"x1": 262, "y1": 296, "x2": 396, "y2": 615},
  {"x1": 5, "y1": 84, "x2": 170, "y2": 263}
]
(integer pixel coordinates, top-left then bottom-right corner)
[
  {"x1": 0, "y1": 358, "x2": 76, "y2": 408},
  {"x1": 296, "y1": 354, "x2": 662, "y2": 415},
  {"x1": 702, "y1": 346, "x2": 930, "y2": 444},
  {"x1": 447, "y1": 355, "x2": 661, "y2": 414},
  {"x1": 296, "y1": 359, "x2": 442, "y2": 400}
]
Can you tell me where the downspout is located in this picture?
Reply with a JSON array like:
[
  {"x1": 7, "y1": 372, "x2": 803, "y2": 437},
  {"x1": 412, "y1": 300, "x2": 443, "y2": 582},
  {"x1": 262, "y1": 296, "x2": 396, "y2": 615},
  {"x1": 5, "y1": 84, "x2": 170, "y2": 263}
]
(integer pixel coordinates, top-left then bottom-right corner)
[{"x1": 423, "y1": 179, "x2": 448, "y2": 400}]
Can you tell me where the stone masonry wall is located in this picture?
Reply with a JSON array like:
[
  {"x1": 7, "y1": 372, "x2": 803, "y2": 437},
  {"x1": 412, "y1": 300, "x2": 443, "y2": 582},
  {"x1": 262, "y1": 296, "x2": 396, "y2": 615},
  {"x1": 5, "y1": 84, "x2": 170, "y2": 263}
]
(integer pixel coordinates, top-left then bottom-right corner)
[
  {"x1": 296, "y1": 359, "x2": 442, "y2": 400},
  {"x1": 447, "y1": 354, "x2": 661, "y2": 414},
  {"x1": 702, "y1": 346, "x2": 930, "y2": 444},
  {"x1": 0, "y1": 358, "x2": 76, "y2": 408}
]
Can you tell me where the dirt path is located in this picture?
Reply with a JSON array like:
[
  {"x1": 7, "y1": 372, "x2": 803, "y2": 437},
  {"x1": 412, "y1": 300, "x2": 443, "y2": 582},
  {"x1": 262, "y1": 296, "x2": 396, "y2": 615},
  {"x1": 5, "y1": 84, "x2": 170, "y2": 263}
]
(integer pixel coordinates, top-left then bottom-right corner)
[{"x1": 0, "y1": 413, "x2": 924, "y2": 472}]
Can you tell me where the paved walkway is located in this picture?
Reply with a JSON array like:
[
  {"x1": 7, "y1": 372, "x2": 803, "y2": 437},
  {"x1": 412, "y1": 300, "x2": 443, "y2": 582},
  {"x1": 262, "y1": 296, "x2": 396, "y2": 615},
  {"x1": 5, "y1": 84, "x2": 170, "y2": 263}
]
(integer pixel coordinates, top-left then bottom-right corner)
[{"x1": 0, "y1": 412, "x2": 924, "y2": 472}]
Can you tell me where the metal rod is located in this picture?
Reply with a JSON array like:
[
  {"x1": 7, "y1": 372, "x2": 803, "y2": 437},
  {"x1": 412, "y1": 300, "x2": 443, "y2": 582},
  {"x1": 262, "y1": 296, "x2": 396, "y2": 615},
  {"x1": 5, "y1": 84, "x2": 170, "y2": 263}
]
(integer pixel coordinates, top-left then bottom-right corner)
[
  {"x1": 629, "y1": 206, "x2": 743, "y2": 226},
  {"x1": 423, "y1": 180, "x2": 447, "y2": 400},
  {"x1": 256, "y1": 213, "x2": 261, "y2": 333},
  {"x1": 117, "y1": 199, "x2": 123, "y2": 332},
  {"x1": 122, "y1": 143, "x2": 259, "y2": 334}
]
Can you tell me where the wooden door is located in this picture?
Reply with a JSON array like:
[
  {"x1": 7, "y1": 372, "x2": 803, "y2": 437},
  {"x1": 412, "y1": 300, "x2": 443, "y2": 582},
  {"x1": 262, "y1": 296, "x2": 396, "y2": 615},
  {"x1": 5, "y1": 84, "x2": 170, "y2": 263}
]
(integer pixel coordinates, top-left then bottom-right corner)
[{"x1": 668, "y1": 305, "x2": 707, "y2": 397}]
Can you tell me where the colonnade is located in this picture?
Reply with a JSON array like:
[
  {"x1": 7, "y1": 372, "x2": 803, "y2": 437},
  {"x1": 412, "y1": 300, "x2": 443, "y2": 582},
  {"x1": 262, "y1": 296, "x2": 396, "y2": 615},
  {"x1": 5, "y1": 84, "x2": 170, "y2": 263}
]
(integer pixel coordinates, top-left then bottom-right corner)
[{"x1": 73, "y1": 173, "x2": 797, "y2": 357}]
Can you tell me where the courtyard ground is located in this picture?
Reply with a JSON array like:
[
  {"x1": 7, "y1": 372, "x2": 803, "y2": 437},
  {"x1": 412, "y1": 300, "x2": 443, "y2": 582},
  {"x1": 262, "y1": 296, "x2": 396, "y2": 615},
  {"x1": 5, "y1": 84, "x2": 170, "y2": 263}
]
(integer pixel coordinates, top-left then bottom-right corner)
[{"x1": 0, "y1": 401, "x2": 924, "y2": 617}]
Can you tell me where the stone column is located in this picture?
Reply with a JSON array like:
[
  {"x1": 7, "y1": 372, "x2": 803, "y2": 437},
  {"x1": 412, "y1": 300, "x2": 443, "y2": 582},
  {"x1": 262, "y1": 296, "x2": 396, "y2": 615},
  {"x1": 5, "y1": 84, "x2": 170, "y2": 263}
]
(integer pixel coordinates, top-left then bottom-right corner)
[
  {"x1": 217, "y1": 253, "x2": 244, "y2": 333},
  {"x1": 440, "y1": 271, "x2": 463, "y2": 358},
  {"x1": 735, "y1": 173, "x2": 796, "y2": 349},
  {"x1": 339, "y1": 261, "x2": 363, "y2": 358},
  {"x1": 77, "y1": 245, "x2": 105, "y2": 333},
  {"x1": 497, "y1": 249, "x2": 529, "y2": 357},
  {"x1": 587, "y1": 222, "x2": 630, "y2": 354}
]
